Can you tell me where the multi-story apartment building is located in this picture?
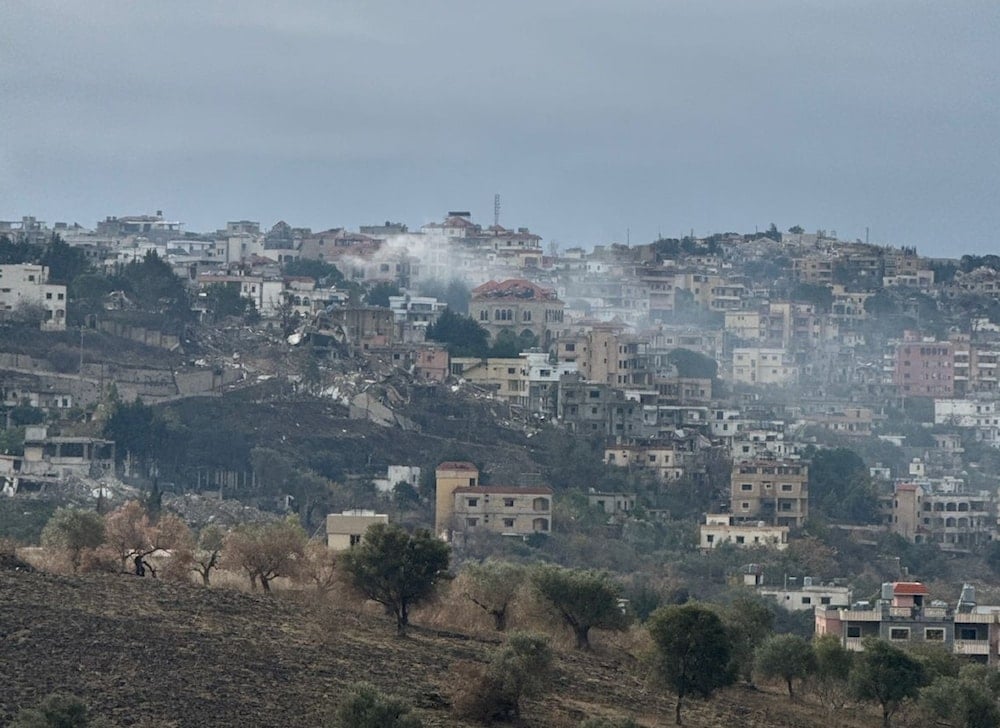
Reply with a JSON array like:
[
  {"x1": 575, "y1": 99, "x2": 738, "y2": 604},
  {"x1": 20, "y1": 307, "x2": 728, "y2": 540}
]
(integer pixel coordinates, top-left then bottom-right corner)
[
  {"x1": 450, "y1": 357, "x2": 528, "y2": 408},
  {"x1": 639, "y1": 266, "x2": 676, "y2": 320},
  {"x1": 950, "y1": 334, "x2": 1000, "y2": 395},
  {"x1": 887, "y1": 482, "x2": 997, "y2": 550},
  {"x1": 798, "y1": 405, "x2": 874, "y2": 438},
  {"x1": 450, "y1": 352, "x2": 575, "y2": 415},
  {"x1": 816, "y1": 582, "x2": 1000, "y2": 664},
  {"x1": 829, "y1": 284, "x2": 871, "y2": 326},
  {"x1": 434, "y1": 461, "x2": 480, "y2": 539},
  {"x1": 0, "y1": 264, "x2": 67, "y2": 330},
  {"x1": 471, "y1": 279, "x2": 565, "y2": 347},
  {"x1": 556, "y1": 374, "x2": 657, "y2": 439},
  {"x1": 934, "y1": 398, "x2": 1000, "y2": 446},
  {"x1": 451, "y1": 485, "x2": 553, "y2": 541},
  {"x1": 791, "y1": 255, "x2": 833, "y2": 284},
  {"x1": 731, "y1": 459, "x2": 809, "y2": 528},
  {"x1": 604, "y1": 437, "x2": 702, "y2": 482},
  {"x1": 892, "y1": 332, "x2": 954, "y2": 397},
  {"x1": 731, "y1": 347, "x2": 799, "y2": 386},
  {"x1": 556, "y1": 325, "x2": 653, "y2": 388}
]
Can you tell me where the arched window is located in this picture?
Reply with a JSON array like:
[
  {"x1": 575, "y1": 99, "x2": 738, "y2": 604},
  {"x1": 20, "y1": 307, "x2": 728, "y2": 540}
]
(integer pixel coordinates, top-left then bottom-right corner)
[
  {"x1": 532, "y1": 497, "x2": 550, "y2": 511},
  {"x1": 532, "y1": 517, "x2": 549, "y2": 532}
]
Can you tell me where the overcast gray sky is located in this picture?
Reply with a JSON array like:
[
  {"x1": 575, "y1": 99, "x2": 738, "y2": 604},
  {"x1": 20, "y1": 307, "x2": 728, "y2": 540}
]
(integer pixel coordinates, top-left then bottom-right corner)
[{"x1": 1, "y1": 1, "x2": 997, "y2": 256}]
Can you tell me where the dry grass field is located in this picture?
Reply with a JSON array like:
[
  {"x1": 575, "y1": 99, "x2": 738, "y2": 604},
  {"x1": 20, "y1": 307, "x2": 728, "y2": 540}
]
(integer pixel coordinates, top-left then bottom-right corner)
[{"x1": 0, "y1": 561, "x2": 909, "y2": 727}]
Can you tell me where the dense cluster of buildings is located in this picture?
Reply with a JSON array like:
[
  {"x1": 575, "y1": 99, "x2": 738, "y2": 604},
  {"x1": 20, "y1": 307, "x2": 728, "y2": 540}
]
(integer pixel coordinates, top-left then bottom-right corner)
[{"x1": 4, "y1": 210, "x2": 1000, "y2": 555}]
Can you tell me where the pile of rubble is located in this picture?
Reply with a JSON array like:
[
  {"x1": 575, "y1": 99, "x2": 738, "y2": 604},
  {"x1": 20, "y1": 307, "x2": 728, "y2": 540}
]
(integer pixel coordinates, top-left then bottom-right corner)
[{"x1": 164, "y1": 493, "x2": 278, "y2": 530}]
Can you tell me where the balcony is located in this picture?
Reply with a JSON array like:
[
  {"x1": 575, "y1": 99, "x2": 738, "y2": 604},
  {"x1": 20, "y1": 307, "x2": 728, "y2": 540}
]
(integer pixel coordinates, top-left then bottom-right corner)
[
  {"x1": 953, "y1": 640, "x2": 990, "y2": 655},
  {"x1": 844, "y1": 637, "x2": 865, "y2": 651},
  {"x1": 841, "y1": 610, "x2": 881, "y2": 621}
]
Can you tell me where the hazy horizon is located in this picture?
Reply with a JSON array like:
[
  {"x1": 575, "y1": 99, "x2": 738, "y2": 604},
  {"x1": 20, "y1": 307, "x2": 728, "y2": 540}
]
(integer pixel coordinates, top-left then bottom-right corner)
[{"x1": 2, "y1": 1, "x2": 997, "y2": 257}]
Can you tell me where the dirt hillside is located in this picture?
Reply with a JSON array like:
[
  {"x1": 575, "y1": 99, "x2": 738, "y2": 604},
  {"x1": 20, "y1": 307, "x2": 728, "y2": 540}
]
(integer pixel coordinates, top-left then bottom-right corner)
[{"x1": 0, "y1": 567, "x2": 886, "y2": 727}]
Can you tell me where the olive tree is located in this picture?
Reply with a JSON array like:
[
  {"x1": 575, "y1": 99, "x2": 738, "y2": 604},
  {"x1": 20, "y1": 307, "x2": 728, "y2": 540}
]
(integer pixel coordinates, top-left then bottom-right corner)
[
  {"x1": 850, "y1": 638, "x2": 927, "y2": 728},
  {"x1": 340, "y1": 523, "x2": 450, "y2": 635},
  {"x1": 462, "y1": 560, "x2": 525, "y2": 631},
  {"x1": 754, "y1": 634, "x2": 816, "y2": 697},
  {"x1": 531, "y1": 565, "x2": 629, "y2": 650},
  {"x1": 454, "y1": 632, "x2": 553, "y2": 722},
  {"x1": 648, "y1": 604, "x2": 734, "y2": 725},
  {"x1": 41, "y1": 508, "x2": 105, "y2": 572}
]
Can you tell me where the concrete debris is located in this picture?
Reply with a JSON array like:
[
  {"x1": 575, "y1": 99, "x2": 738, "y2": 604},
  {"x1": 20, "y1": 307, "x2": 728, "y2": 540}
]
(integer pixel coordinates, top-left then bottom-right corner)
[{"x1": 163, "y1": 493, "x2": 277, "y2": 530}]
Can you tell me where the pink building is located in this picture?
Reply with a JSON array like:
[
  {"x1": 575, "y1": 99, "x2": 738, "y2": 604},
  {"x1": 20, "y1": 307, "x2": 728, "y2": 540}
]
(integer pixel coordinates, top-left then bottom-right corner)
[{"x1": 893, "y1": 331, "x2": 954, "y2": 397}]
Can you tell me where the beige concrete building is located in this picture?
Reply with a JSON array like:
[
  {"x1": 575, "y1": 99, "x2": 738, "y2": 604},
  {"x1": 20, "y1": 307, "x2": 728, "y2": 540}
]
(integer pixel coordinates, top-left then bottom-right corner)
[
  {"x1": 604, "y1": 443, "x2": 689, "y2": 482},
  {"x1": 450, "y1": 357, "x2": 528, "y2": 407},
  {"x1": 326, "y1": 510, "x2": 389, "y2": 550},
  {"x1": 451, "y1": 485, "x2": 553, "y2": 539},
  {"x1": 700, "y1": 514, "x2": 789, "y2": 550},
  {"x1": 435, "y1": 461, "x2": 480, "y2": 539},
  {"x1": 888, "y1": 483, "x2": 996, "y2": 550},
  {"x1": 471, "y1": 279, "x2": 565, "y2": 347},
  {"x1": 731, "y1": 459, "x2": 808, "y2": 528},
  {"x1": 556, "y1": 325, "x2": 653, "y2": 388},
  {"x1": 731, "y1": 347, "x2": 799, "y2": 386}
]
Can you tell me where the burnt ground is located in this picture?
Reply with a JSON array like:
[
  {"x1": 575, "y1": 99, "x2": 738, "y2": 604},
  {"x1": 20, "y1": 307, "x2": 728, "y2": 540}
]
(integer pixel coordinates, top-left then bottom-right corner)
[{"x1": 0, "y1": 568, "x2": 891, "y2": 727}]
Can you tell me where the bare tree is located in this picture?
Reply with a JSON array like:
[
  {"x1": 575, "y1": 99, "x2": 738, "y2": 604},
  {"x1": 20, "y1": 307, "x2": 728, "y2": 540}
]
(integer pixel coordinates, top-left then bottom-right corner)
[
  {"x1": 103, "y1": 500, "x2": 191, "y2": 576},
  {"x1": 190, "y1": 524, "x2": 224, "y2": 586},
  {"x1": 301, "y1": 540, "x2": 338, "y2": 593},
  {"x1": 223, "y1": 517, "x2": 307, "y2": 592}
]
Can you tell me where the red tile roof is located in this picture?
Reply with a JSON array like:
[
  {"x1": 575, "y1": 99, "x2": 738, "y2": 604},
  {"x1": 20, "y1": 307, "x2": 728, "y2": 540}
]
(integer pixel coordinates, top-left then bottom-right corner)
[
  {"x1": 471, "y1": 279, "x2": 559, "y2": 301},
  {"x1": 893, "y1": 582, "x2": 929, "y2": 596}
]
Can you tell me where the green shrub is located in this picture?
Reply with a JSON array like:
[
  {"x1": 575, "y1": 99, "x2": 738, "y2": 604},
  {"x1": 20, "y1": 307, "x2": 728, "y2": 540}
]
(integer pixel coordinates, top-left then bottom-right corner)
[
  {"x1": 454, "y1": 632, "x2": 553, "y2": 723},
  {"x1": 333, "y1": 682, "x2": 421, "y2": 728},
  {"x1": 9, "y1": 693, "x2": 101, "y2": 727}
]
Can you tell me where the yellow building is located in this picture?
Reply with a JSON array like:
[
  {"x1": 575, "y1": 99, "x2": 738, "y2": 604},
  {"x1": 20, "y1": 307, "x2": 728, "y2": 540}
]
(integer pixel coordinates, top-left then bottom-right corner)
[
  {"x1": 731, "y1": 459, "x2": 808, "y2": 528},
  {"x1": 451, "y1": 485, "x2": 553, "y2": 540},
  {"x1": 435, "y1": 461, "x2": 479, "y2": 539}
]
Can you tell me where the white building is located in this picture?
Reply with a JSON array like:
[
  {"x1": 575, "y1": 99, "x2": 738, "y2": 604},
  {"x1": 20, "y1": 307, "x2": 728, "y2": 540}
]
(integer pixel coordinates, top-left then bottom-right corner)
[
  {"x1": 699, "y1": 513, "x2": 789, "y2": 550},
  {"x1": 758, "y1": 577, "x2": 853, "y2": 612},
  {"x1": 0, "y1": 264, "x2": 67, "y2": 330},
  {"x1": 373, "y1": 465, "x2": 422, "y2": 494},
  {"x1": 935, "y1": 398, "x2": 1000, "y2": 446},
  {"x1": 731, "y1": 347, "x2": 799, "y2": 386},
  {"x1": 388, "y1": 295, "x2": 446, "y2": 329}
]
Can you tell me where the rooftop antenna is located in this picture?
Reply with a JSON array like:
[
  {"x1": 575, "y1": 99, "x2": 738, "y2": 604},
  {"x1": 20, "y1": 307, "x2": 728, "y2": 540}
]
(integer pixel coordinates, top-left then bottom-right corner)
[{"x1": 494, "y1": 193, "x2": 501, "y2": 227}]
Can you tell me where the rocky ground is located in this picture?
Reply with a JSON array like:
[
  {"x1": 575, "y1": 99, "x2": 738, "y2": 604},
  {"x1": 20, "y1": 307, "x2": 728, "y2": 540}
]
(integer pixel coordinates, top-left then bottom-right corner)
[{"x1": 0, "y1": 565, "x2": 894, "y2": 727}]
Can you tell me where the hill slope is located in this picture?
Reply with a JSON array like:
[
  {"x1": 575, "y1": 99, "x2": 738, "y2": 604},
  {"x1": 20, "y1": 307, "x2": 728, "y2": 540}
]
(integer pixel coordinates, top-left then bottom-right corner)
[{"x1": 0, "y1": 568, "x2": 882, "y2": 727}]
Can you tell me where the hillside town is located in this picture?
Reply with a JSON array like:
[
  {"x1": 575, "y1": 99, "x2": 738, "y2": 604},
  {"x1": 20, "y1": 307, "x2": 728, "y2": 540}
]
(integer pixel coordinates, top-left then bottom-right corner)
[{"x1": 6, "y1": 208, "x2": 1000, "y2": 709}]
